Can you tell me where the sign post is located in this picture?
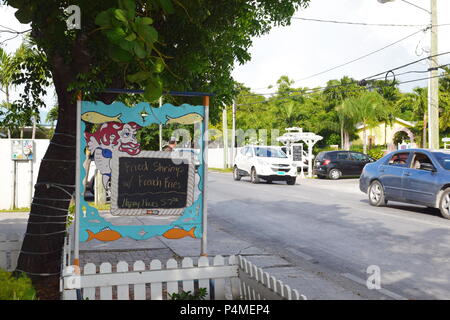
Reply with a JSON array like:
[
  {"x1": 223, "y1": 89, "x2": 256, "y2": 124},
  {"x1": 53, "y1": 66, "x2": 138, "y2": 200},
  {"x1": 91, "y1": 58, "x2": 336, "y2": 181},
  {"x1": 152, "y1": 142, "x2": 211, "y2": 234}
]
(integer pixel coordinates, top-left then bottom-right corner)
[{"x1": 201, "y1": 96, "x2": 209, "y2": 256}]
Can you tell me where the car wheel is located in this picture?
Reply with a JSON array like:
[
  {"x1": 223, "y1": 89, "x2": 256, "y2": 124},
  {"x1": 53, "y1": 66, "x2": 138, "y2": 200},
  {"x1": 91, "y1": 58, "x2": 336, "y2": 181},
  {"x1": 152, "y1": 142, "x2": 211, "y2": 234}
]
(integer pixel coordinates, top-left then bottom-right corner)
[
  {"x1": 328, "y1": 168, "x2": 342, "y2": 180},
  {"x1": 368, "y1": 180, "x2": 386, "y2": 207},
  {"x1": 287, "y1": 177, "x2": 296, "y2": 185},
  {"x1": 265, "y1": 179, "x2": 273, "y2": 184},
  {"x1": 250, "y1": 167, "x2": 260, "y2": 184},
  {"x1": 233, "y1": 166, "x2": 241, "y2": 181},
  {"x1": 439, "y1": 188, "x2": 450, "y2": 219}
]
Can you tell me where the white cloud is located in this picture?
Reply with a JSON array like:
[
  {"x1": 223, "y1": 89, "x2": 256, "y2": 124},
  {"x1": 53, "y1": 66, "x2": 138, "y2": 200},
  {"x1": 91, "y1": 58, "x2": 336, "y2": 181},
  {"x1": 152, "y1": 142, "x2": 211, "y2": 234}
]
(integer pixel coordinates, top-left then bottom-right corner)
[{"x1": 232, "y1": 0, "x2": 450, "y2": 94}]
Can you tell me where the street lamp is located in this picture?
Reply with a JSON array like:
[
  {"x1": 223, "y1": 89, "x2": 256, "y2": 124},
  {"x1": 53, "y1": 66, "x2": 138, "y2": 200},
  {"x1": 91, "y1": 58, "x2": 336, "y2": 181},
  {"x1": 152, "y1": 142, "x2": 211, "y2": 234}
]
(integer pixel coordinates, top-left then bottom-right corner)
[{"x1": 379, "y1": 0, "x2": 439, "y2": 149}]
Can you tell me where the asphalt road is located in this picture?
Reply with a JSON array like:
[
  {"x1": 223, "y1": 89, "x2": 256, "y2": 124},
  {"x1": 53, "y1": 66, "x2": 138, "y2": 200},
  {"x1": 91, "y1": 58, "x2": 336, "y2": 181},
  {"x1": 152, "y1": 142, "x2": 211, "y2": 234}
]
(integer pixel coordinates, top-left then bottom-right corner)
[{"x1": 208, "y1": 171, "x2": 450, "y2": 300}]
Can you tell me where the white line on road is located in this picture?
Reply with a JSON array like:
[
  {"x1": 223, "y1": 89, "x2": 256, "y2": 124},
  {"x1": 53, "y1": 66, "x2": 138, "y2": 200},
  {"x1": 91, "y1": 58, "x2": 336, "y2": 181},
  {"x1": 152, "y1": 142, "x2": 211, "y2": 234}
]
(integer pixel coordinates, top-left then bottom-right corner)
[
  {"x1": 286, "y1": 247, "x2": 314, "y2": 261},
  {"x1": 341, "y1": 273, "x2": 408, "y2": 300}
]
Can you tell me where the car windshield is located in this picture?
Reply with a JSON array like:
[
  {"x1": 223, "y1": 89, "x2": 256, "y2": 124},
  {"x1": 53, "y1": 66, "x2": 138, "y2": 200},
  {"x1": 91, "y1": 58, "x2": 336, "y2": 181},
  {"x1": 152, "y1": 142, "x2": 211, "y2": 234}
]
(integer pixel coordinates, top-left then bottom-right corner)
[
  {"x1": 254, "y1": 147, "x2": 287, "y2": 158},
  {"x1": 433, "y1": 152, "x2": 450, "y2": 170}
]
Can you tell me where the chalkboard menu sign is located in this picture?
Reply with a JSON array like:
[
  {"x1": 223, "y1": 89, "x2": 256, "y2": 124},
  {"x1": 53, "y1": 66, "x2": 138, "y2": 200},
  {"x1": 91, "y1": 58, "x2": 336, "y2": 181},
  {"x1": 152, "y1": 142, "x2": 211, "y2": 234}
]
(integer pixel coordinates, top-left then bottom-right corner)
[
  {"x1": 292, "y1": 144, "x2": 303, "y2": 162},
  {"x1": 110, "y1": 151, "x2": 194, "y2": 216}
]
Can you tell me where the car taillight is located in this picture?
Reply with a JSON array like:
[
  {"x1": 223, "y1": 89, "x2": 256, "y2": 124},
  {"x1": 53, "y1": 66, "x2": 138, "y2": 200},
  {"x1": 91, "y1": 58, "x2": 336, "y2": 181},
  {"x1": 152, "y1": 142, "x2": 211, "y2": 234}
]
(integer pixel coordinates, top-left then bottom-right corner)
[{"x1": 322, "y1": 159, "x2": 331, "y2": 165}]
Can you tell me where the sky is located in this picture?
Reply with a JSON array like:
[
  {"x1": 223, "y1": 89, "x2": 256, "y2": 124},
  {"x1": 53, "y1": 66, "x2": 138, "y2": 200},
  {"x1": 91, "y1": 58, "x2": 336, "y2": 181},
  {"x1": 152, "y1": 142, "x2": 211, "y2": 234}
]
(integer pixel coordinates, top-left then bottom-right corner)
[
  {"x1": 1, "y1": 0, "x2": 450, "y2": 114},
  {"x1": 232, "y1": 0, "x2": 450, "y2": 95}
]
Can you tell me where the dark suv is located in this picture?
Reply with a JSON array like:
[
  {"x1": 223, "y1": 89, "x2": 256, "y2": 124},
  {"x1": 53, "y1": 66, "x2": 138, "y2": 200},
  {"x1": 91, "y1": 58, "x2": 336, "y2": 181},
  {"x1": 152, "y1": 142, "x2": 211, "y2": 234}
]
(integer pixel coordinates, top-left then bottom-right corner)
[{"x1": 314, "y1": 151, "x2": 375, "y2": 180}]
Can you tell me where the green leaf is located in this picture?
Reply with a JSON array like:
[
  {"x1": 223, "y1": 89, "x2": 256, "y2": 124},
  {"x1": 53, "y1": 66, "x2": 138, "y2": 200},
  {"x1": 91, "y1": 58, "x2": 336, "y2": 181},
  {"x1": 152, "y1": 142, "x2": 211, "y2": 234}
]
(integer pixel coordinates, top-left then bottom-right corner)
[
  {"x1": 153, "y1": 57, "x2": 164, "y2": 73},
  {"x1": 136, "y1": 24, "x2": 158, "y2": 45},
  {"x1": 7, "y1": 0, "x2": 25, "y2": 9},
  {"x1": 127, "y1": 71, "x2": 152, "y2": 83},
  {"x1": 120, "y1": 0, "x2": 136, "y2": 12},
  {"x1": 95, "y1": 10, "x2": 112, "y2": 27},
  {"x1": 144, "y1": 77, "x2": 163, "y2": 101},
  {"x1": 133, "y1": 41, "x2": 147, "y2": 59},
  {"x1": 158, "y1": 0, "x2": 174, "y2": 14},
  {"x1": 124, "y1": 32, "x2": 137, "y2": 41},
  {"x1": 14, "y1": 7, "x2": 33, "y2": 24},
  {"x1": 118, "y1": 39, "x2": 134, "y2": 52},
  {"x1": 140, "y1": 17, "x2": 154, "y2": 25},
  {"x1": 109, "y1": 45, "x2": 132, "y2": 62},
  {"x1": 105, "y1": 27, "x2": 127, "y2": 44},
  {"x1": 114, "y1": 9, "x2": 128, "y2": 23}
]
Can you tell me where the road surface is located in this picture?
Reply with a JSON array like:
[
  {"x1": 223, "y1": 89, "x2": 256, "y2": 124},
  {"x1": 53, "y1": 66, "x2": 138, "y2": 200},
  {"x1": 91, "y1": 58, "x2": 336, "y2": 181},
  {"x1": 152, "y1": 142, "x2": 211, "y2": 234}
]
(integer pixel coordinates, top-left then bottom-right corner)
[{"x1": 208, "y1": 171, "x2": 450, "y2": 300}]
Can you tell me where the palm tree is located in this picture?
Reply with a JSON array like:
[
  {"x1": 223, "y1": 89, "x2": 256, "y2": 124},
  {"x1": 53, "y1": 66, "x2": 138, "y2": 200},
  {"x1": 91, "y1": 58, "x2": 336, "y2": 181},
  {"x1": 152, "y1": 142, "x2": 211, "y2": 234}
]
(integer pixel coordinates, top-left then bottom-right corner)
[
  {"x1": 335, "y1": 103, "x2": 357, "y2": 150},
  {"x1": 396, "y1": 87, "x2": 428, "y2": 148},
  {"x1": 341, "y1": 91, "x2": 386, "y2": 154},
  {"x1": 0, "y1": 47, "x2": 15, "y2": 138},
  {"x1": 325, "y1": 76, "x2": 362, "y2": 149}
]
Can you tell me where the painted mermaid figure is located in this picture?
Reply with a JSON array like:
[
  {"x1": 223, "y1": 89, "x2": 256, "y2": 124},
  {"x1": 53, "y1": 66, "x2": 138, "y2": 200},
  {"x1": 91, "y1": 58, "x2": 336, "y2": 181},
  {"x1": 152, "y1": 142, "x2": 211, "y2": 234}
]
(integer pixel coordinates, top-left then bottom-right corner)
[{"x1": 85, "y1": 122, "x2": 142, "y2": 191}]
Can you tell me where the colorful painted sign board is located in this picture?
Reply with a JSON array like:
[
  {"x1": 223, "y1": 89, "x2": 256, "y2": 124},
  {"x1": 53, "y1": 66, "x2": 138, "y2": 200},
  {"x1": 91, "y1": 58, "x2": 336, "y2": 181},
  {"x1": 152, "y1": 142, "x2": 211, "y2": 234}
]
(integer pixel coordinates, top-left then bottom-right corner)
[
  {"x1": 78, "y1": 101, "x2": 205, "y2": 242},
  {"x1": 11, "y1": 140, "x2": 34, "y2": 160}
]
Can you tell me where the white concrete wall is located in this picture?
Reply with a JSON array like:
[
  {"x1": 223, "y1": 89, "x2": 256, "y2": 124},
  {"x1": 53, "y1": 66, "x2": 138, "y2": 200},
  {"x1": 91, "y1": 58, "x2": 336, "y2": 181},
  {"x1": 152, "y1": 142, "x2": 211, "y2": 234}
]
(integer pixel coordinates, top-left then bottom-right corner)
[
  {"x1": 0, "y1": 139, "x2": 50, "y2": 210},
  {"x1": 0, "y1": 141, "x2": 237, "y2": 209},
  {"x1": 207, "y1": 147, "x2": 242, "y2": 169}
]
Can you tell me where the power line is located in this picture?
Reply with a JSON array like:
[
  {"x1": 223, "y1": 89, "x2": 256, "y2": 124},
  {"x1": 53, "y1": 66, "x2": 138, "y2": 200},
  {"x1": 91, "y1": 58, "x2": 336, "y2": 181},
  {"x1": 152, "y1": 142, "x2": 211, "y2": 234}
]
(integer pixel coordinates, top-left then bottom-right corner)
[
  {"x1": 242, "y1": 52, "x2": 450, "y2": 98},
  {"x1": 292, "y1": 17, "x2": 427, "y2": 27},
  {"x1": 362, "y1": 51, "x2": 450, "y2": 81},
  {"x1": 249, "y1": 27, "x2": 427, "y2": 92},
  {"x1": 293, "y1": 28, "x2": 427, "y2": 84},
  {"x1": 292, "y1": 17, "x2": 450, "y2": 28},
  {"x1": 236, "y1": 72, "x2": 449, "y2": 107}
]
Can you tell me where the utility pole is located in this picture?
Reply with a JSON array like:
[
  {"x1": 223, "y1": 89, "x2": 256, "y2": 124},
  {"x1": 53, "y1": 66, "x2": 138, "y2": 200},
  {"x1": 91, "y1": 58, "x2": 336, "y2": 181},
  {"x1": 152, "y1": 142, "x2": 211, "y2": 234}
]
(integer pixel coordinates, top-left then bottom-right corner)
[
  {"x1": 231, "y1": 100, "x2": 236, "y2": 166},
  {"x1": 222, "y1": 106, "x2": 228, "y2": 168},
  {"x1": 159, "y1": 96, "x2": 163, "y2": 151},
  {"x1": 428, "y1": 0, "x2": 439, "y2": 149},
  {"x1": 378, "y1": 0, "x2": 440, "y2": 149}
]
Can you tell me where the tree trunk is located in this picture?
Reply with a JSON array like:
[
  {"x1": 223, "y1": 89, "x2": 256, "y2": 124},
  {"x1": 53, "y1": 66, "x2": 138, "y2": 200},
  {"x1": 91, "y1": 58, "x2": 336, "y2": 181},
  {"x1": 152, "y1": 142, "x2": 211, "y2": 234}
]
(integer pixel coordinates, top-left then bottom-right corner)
[
  {"x1": 32, "y1": 116, "x2": 36, "y2": 140},
  {"x1": 15, "y1": 42, "x2": 120, "y2": 298},
  {"x1": 363, "y1": 122, "x2": 367, "y2": 154},
  {"x1": 384, "y1": 121, "x2": 387, "y2": 146},
  {"x1": 344, "y1": 131, "x2": 350, "y2": 151},
  {"x1": 423, "y1": 112, "x2": 428, "y2": 148},
  {"x1": 15, "y1": 54, "x2": 77, "y2": 300},
  {"x1": 6, "y1": 87, "x2": 11, "y2": 139},
  {"x1": 15, "y1": 30, "x2": 121, "y2": 299}
]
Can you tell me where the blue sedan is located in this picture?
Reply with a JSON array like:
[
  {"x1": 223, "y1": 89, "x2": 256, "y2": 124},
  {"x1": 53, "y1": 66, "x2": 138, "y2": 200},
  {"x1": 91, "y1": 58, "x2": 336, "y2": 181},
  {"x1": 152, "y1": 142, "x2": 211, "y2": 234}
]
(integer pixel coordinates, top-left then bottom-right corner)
[{"x1": 359, "y1": 149, "x2": 450, "y2": 219}]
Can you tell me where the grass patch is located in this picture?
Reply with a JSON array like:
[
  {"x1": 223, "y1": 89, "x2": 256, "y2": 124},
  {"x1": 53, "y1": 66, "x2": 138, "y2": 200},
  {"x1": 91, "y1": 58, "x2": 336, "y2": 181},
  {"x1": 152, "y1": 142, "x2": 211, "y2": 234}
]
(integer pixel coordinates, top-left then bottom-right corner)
[
  {"x1": 0, "y1": 203, "x2": 111, "y2": 213},
  {"x1": 0, "y1": 207, "x2": 30, "y2": 213},
  {"x1": 209, "y1": 167, "x2": 233, "y2": 173}
]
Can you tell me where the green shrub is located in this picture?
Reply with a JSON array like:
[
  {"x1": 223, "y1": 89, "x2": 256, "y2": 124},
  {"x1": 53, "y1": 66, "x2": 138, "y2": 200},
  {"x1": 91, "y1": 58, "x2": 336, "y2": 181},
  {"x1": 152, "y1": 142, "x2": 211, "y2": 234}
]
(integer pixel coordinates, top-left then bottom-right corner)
[
  {"x1": 169, "y1": 288, "x2": 207, "y2": 300},
  {"x1": 0, "y1": 269, "x2": 37, "y2": 300},
  {"x1": 367, "y1": 148, "x2": 386, "y2": 160}
]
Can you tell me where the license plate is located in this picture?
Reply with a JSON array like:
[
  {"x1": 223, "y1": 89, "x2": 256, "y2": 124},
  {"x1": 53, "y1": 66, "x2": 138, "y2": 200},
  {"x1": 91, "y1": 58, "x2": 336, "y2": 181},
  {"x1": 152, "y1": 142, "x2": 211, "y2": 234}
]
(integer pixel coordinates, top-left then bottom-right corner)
[{"x1": 277, "y1": 171, "x2": 285, "y2": 175}]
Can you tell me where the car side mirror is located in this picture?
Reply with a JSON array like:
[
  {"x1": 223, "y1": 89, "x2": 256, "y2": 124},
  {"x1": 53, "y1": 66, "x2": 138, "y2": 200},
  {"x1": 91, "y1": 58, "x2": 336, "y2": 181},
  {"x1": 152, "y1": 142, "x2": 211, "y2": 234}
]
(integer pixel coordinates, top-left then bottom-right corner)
[{"x1": 420, "y1": 163, "x2": 436, "y2": 172}]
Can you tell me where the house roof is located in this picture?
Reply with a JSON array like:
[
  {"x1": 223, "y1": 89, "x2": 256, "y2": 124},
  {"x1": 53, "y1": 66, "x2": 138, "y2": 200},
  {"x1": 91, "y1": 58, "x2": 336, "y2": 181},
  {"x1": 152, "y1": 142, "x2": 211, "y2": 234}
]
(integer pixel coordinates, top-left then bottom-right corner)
[{"x1": 356, "y1": 117, "x2": 416, "y2": 130}]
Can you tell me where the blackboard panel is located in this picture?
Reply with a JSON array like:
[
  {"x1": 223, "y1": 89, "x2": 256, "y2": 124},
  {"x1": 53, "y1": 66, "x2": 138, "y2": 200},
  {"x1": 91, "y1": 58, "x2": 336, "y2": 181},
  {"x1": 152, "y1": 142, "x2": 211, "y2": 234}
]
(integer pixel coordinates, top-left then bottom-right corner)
[
  {"x1": 117, "y1": 157, "x2": 189, "y2": 209},
  {"x1": 292, "y1": 145, "x2": 303, "y2": 162}
]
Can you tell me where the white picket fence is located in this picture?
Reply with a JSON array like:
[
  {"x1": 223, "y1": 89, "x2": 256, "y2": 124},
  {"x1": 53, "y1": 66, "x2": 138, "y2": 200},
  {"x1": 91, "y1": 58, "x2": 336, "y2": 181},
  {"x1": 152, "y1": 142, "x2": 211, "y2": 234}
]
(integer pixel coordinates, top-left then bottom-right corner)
[
  {"x1": 0, "y1": 233, "x2": 305, "y2": 300},
  {"x1": 0, "y1": 233, "x2": 22, "y2": 271},
  {"x1": 61, "y1": 255, "x2": 305, "y2": 300}
]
